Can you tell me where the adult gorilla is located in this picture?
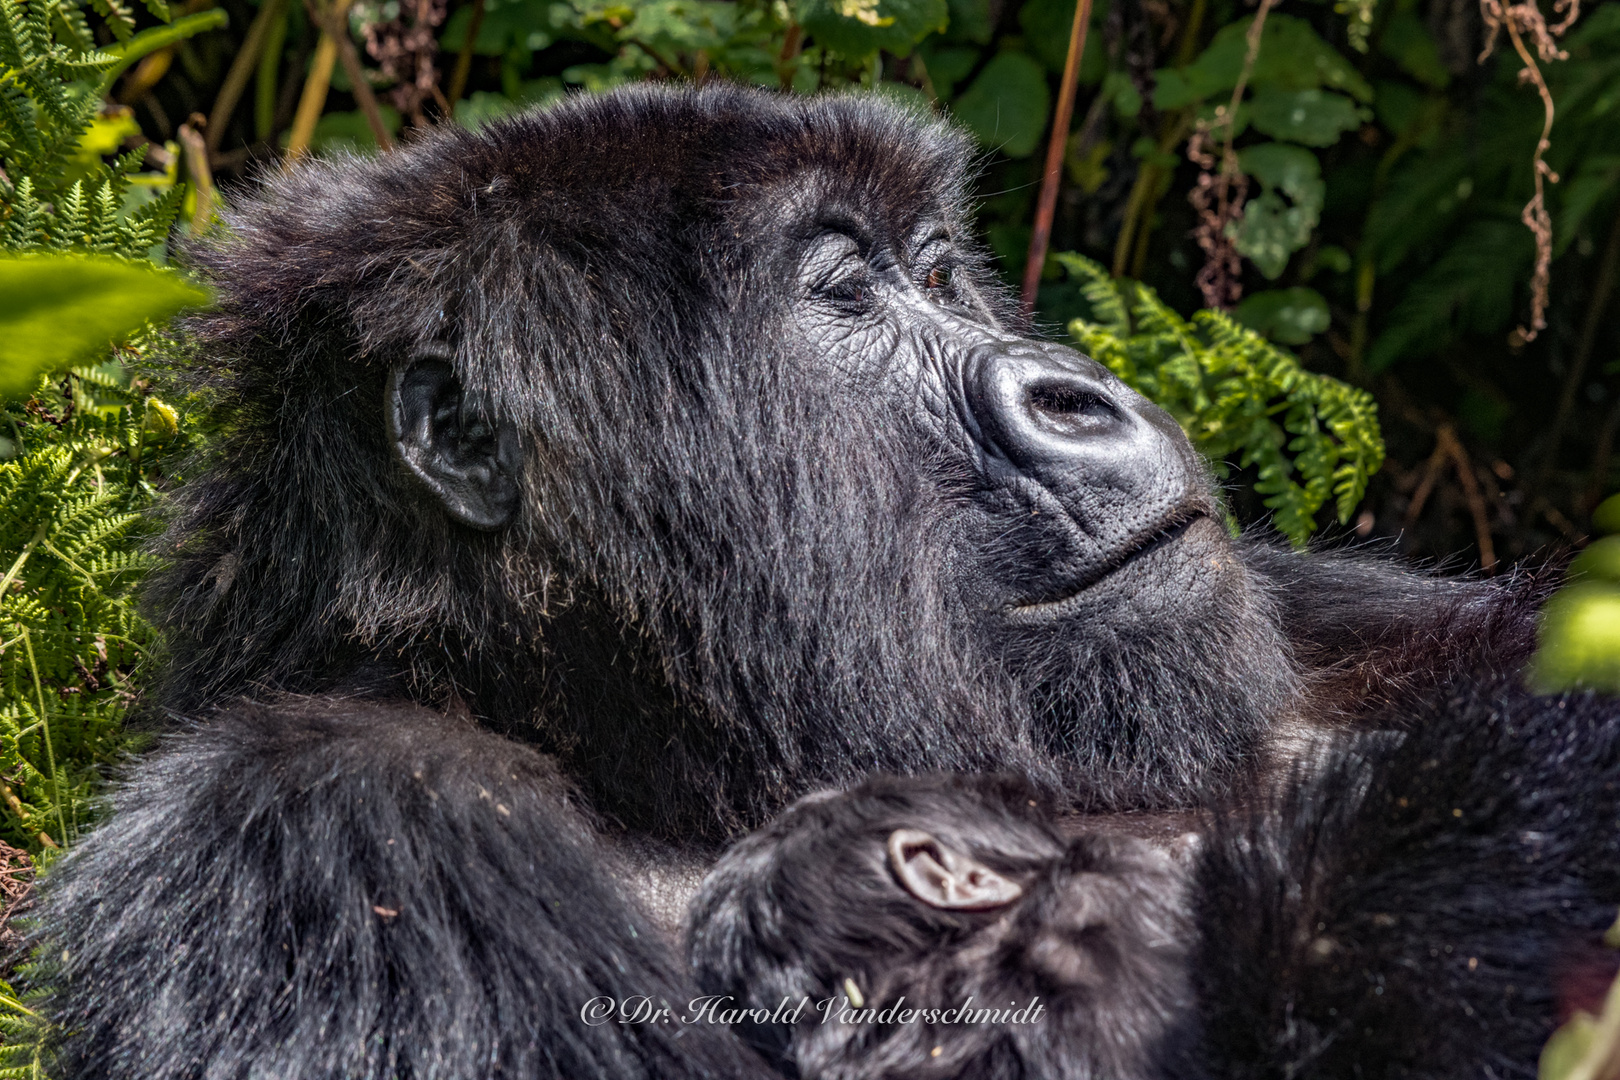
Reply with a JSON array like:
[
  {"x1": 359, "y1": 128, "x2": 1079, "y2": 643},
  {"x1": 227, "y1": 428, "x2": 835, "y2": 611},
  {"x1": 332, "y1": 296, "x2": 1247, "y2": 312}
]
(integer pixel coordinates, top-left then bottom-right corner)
[{"x1": 36, "y1": 83, "x2": 1609, "y2": 1080}]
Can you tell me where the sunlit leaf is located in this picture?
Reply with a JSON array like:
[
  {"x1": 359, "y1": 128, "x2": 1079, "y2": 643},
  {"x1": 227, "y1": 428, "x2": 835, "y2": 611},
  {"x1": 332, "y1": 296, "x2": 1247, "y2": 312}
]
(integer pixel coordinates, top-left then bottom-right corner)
[
  {"x1": 795, "y1": 0, "x2": 946, "y2": 58},
  {"x1": 0, "y1": 254, "x2": 209, "y2": 396}
]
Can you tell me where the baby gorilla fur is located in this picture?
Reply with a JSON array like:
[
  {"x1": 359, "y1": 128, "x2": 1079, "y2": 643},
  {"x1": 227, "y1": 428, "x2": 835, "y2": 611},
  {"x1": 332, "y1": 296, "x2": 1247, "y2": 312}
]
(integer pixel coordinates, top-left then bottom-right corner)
[
  {"x1": 689, "y1": 685, "x2": 1620, "y2": 1080},
  {"x1": 686, "y1": 774, "x2": 1199, "y2": 1080}
]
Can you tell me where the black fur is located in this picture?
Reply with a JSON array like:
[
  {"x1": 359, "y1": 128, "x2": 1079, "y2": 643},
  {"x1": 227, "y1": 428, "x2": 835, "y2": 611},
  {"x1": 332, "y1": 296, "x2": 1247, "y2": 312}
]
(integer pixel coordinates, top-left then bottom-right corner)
[
  {"x1": 42, "y1": 699, "x2": 767, "y2": 1079},
  {"x1": 1197, "y1": 680, "x2": 1620, "y2": 1079},
  {"x1": 687, "y1": 774, "x2": 1199, "y2": 1080},
  {"x1": 688, "y1": 684, "x2": 1620, "y2": 1080},
  {"x1": 29, "y1": 81, "x2": 1606, "y2": 1080}
]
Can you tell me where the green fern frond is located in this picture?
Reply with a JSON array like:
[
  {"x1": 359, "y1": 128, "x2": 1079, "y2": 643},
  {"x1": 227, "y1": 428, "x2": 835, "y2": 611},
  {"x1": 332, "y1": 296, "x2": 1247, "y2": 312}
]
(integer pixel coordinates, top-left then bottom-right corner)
[{"x1": 1058, "y1": 254, "x2": 1385, "y2": 547}]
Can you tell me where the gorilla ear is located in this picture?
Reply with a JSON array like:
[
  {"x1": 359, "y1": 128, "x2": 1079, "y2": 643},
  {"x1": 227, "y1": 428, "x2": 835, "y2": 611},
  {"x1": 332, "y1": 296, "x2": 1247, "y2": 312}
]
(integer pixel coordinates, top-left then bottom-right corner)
[
  {"x1": 887, "y1": 828, "x2": 1022, "y2": 911},
  {"x1": 386, "y1": 356, "x2": 520, "y2": 530}
]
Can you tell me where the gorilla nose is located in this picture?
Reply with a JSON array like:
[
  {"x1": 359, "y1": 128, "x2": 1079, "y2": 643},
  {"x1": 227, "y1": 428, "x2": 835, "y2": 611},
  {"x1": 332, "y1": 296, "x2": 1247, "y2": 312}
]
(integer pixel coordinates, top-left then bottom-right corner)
[{"x1": 967, "y1": 343, "x2": 1195, "y2": 509}]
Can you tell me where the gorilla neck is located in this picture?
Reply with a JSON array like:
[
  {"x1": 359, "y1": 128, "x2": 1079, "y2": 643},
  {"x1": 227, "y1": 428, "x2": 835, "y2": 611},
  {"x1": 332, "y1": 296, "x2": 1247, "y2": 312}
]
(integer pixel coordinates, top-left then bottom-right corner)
[{"x1": 1015, "y1": 559, "x2": 1302, "y2": 812}]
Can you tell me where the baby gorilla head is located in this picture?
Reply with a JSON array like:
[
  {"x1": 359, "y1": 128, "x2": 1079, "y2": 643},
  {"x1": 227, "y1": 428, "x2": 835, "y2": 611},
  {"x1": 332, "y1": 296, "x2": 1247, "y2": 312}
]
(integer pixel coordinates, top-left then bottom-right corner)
[{"x1": 686, "y1": 775, "x2": 1198, "y2": 1080}]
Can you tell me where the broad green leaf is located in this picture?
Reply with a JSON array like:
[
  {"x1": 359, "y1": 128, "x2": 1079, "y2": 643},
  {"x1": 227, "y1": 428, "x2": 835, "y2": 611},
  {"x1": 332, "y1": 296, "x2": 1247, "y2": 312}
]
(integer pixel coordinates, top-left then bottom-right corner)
[
  {"x1": 1103, "y1": 69, "x2": 1143, "y2": 118},
  {"x1": 1249, "y1": 87, "x2": 1365, "y2": 146},
  {"x1": 1531, "y1": 581, "x2": 1620, "y2": 693},
  {"x1": 0, "y1": 254, "x2": 209, "y2": 396},
  {"x1": 1232, "y1": 143, "x2": 1322, "y2": 279},
  {"x1": 1572, "y1": 536, "x2": 1620, "y2": 583},
  {"x1": 919, "y1": 43, "x2": 980, "y2": 98},
  {"x1": 1017, "y1": 0, "x2": 1103, "y2": 80},
  {"x1": 950, "y1": 51, "x2": 1050, "y2": 158},
  {"x1": 795, "y1": 0, "x2": 946, "y2": 58},
  {"x1": 1151, "y1": 15, "x2": 1373, "y2": 110},
  {"x1": 1594, "y1": 494, "x2": 1620, "y2": 536},
  {"x1": 945, "y1": 0, "x2": 993, "y2": 44},
  {"x1": 1234, "y1": 287, "x2": 1330, "y2": 344},
  {"x1": 442, "y1": 0, "x2": 573, "y2": 54}
]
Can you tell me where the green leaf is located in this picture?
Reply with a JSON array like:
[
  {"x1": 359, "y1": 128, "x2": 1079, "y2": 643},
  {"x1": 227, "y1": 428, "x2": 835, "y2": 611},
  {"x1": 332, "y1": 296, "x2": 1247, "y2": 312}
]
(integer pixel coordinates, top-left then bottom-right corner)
[
  {"x1": 1530, "y1": 581, "x2": 1620, "y2": 694},
  {"x1": 950, "y1": 51, "x2": 1050, "y2": 158},
  {"x1": 1232, "y1": 143, "x2": 1323, "y2": 279},
  {"x1": 1572, "y1": 536, "x2": 1620, "y2": 583},
  {"x1": 0, "y1": 254, "x2": 209, "y2": 395},
  {"x1": 1151, "y1": 14, "x2": 1373, "y2": 110},
  {"x1": 1593, "y1": 494, "x2": 1620, "y2": 536},
  {"x1": 1017, "y1": 0, "x2": 1102, "y2": 80},
  {"x1": 795, "y1": 0, "x2": 946, "y2": 58},
  {"x1": 1248, "y1": 87, "x2": 1365, "y2": 146},
  {"x1": 1102, "y1": 69, "x2": 1142, "y2": 118},
  {"x1": 945, "y1": 0, "x2": 993, "y2": 44},
  {"x1": 918, "y1": 43, "x2": 979, "y2": 98},
  {"x1": 620, "y1": 0, "x2": 738, "y2": 53},
  {"x1": 1378, "y1": 9, "x2": 1450, "y2": 89},
  {"x1": 97, "y1": 8, "x2": 230, "y2": 92},
  {"x1": 1234, "y1": 287, "x2": 1330, "y2": 344},
  {"x1": 443, "y1": 0, "x2": 572, "y2": 54}
]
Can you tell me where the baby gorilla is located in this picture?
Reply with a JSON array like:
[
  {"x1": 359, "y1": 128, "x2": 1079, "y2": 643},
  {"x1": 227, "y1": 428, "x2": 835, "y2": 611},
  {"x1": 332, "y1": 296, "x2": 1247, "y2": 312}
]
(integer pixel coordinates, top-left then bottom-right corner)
[{"x1": 686, "y1": 775, "x2": 1200, "y2": 1080}]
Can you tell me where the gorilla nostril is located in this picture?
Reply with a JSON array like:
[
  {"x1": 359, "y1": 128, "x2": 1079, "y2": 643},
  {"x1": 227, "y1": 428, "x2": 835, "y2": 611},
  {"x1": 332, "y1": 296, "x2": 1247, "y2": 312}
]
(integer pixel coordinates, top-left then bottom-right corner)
[{"x1": 1027, "y1": 383, "x2": 1116, "y2": 421}]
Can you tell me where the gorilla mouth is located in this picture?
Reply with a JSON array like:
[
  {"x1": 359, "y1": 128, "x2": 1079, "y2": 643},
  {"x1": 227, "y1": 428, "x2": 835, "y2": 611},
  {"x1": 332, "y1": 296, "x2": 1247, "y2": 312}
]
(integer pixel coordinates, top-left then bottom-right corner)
[{"x1": 1010, "y1": 510, "x2": 1207, "y2": 615}]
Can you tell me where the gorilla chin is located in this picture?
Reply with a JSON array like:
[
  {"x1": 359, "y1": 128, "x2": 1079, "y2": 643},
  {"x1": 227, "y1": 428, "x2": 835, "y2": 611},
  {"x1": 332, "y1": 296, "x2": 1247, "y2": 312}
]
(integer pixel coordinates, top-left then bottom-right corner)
[{"x1": 1007, "y1": 514, "x2": 1300, "y2": 810}]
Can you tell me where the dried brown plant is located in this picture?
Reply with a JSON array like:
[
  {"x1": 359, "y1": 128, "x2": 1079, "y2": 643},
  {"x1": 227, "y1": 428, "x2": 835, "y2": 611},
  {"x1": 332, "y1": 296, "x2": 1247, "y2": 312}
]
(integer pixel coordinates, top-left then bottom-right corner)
[
  {"x1": 1479, "y1": 0, "x2": 1581, "y2": 343},
  {"x1": 363, "y1": 0, "x2": 450, "y2": 125},
  {"x1": 1186, "y1": 0, "x2": 1277, "y2": 309}
]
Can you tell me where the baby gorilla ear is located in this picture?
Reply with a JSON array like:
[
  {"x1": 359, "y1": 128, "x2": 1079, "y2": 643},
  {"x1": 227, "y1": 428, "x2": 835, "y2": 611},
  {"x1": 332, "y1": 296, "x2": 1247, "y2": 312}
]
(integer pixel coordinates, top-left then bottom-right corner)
[
  {"x1": 887, "y1": 828, "x2": 1023, "y2": 910},
  {"x1": 387, "y1": 355, "x2": 520, "y2": 530}
]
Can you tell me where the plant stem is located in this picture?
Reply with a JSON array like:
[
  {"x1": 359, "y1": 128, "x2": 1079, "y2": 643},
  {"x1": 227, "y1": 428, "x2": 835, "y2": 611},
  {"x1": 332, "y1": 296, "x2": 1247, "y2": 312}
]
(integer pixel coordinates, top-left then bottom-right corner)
[
  {"x1": 776, "y1": 22, "x2": 804, "y2": 89},
  {"x1": 20, "y1": 630, "x2": 69, "y2": 849},
  {"x1": 446, "y1": 0, "x2": 486, "y2": 104},
  {"x1": 285, "y1": 10, "x2": 345, "y2": 162},
  {"x1": 98, "y1": 9, "x2": 231, "y2": 94},
  {"x1": 256, "y1": 2, "x2": 289, "y2": 141},
  {"x1": 303, "y1": 0, "x2": 394, "y2": 151},
  {"x1": 177, "y1": 122, "x2": 215, "y2": 233},
  {"x1": 1021, "y1": 0, "x2": 1096, "y2": 314},
  {"x1": 206, "y1": 0, "x2": 289, "y2": 154}
]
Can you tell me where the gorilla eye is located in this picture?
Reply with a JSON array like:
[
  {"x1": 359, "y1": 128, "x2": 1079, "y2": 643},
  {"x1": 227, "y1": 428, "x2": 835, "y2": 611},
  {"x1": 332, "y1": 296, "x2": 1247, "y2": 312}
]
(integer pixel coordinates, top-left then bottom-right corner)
[
  {"x1": 1029, "y1": 383, "x2": 1112, "y2": 418},
  {"x1": 926, "y1": 266, "x2": 951, "y2": 291}
]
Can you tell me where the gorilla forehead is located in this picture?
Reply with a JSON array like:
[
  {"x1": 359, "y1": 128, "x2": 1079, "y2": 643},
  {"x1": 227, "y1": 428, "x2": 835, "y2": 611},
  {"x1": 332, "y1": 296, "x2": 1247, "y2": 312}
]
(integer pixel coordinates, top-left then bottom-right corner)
[{"x1": 475, "y1": 84, "x2": 975, "y2": 237}]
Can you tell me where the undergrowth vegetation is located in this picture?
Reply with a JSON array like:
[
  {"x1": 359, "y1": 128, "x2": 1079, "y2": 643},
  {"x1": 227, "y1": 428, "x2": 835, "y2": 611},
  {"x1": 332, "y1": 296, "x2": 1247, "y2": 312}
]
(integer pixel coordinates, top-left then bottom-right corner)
[{"x1": 0, "y1": 0, "x2": 1616, "y2": 1070}]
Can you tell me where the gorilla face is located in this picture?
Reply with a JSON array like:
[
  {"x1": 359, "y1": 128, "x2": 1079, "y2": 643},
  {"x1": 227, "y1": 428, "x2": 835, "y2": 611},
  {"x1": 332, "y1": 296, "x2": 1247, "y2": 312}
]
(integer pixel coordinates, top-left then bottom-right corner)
[
  {"x1": 167, "y1": 84, "x2": 1299, "y2": 835},
  {"x1": 753, "y1": 169, "x2": 1298, "y2": 807},
  {"x1": 787, "y1": 208, "x2": 1226, "y2": 619}
]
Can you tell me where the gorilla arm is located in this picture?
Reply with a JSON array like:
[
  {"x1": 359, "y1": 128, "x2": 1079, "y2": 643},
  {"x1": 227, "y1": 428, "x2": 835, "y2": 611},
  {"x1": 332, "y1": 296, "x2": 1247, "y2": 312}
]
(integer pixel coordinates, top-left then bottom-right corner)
[{"x1": 37, "y1": 699, "x2": 767, "y2": 1080}]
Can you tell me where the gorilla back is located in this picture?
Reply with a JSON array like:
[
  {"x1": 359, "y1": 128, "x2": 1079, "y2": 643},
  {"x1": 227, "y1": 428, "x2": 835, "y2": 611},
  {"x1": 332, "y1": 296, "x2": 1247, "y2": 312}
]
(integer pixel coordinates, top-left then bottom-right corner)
[{"x1": 36, "y1": 84, "x2": 1584, "y2": 1080}]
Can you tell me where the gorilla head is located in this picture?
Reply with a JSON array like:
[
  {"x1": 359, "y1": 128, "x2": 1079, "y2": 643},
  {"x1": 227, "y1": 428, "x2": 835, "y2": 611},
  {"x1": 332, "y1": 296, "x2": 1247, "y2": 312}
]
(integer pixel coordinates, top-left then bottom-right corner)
[
  {"x1": 164, "y1": 84, "x2": 1309, "y2": 838},
  {"x1": 686, "y1": 773, "x2": 1197, "y2": 1080}
]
